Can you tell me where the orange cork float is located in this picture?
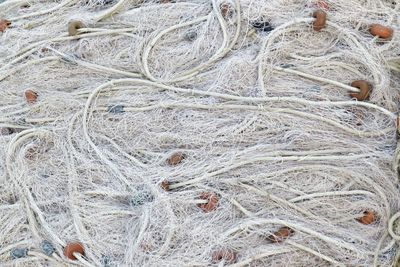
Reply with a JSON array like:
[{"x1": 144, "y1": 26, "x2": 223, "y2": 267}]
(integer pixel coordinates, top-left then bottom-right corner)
[
  {"x1": 198, "y1": 192, "x2": 219, "y2": 212},
  {"x1": 370, "y1": 24, "x2": 393, "y2": 40},
  {"x1": 350, "y1": 80, "x2": 371, "y2": 101},
  {"x1": 357, "y1": 210, "x2": 378, "y2": 225},
  {"x1": 313, "y1": 10, "x2": 327, "y2": 31},
  {"x1": 267, "y1": 226, "x2": 295, "y2": 243},
  {"x1": 25, "y1": 90, "x2": 38, "y2": 104},
  {"x1": 212, "y1": 248, "x2": 237, "y2": 264},
  {"x1": 64, "y1": 242, "x2": 85, "y2": 260},
  {"x1": 168, "y1": 152, "x2": 184, "y2": 166},
  {"x1": 0, "y1": 19, "x2": 11, "y2": 32}
]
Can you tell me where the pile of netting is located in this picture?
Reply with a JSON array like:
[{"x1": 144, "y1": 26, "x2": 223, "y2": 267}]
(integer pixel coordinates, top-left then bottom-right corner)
[{"x1": 0, "y1": 0, "x2": 400, "y2": 266}]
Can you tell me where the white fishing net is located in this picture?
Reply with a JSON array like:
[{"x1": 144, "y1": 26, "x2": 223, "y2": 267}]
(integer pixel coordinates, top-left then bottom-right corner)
[{"x1": 0, "y1": 0, "x2": 400, "y2": 266}]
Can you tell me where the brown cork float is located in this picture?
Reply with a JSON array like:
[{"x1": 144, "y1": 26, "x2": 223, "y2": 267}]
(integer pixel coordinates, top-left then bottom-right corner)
[
  {"x1": 349, "y1": 80, "x2": 371, "y2": 101},
  {"x1": 198, "y1": 192, "x2": 219, "y2": 212},
  {"x1": 161, "y1": 180, "x2": 170, "y2": 191},
  {"x1": 168, "y1": 152, "x2": 185, "y2": 166},
  {"x1": 267, "y1": 226, "x2": 295, "y2": 243},
  {"x1": 313, "y1": 10, "x2": 327, "y2": 31},
  {"x1": 357, "y1": 210, "x2": 378, "y2": 225},
  {"x1": 0, "y1": 19, "x2": 11, "y2": 32},
  {"x1": 25, "y1": 90, "x2": 38, "y2": 104},
  {"x1": 64, "y1": 242, "x2": 85, "y2": 260},
  {"x1": 68, "y1": 20, "x2": 85, "y2": 36},
  {"x1": 212, "y1": 248, "x2": 238, "y2": 264}
]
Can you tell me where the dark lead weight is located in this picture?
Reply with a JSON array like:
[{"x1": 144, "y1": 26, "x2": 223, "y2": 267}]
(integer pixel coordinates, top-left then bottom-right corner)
[
  {"x1": 92, "y1": 0, "x2": 115, "y2": 5},
  {"x1": 11, "y1": 248, "x2": 28, "y2": 259},
  {"x1": 185, "y1": 31, "x2": 197, "y2": 41},
  {"x1": 41, "y1": 240, "x2": 56, "y2": 256},
  {"x1": 101, "y1": 255, "x2": 112, "y2": 267},
  {"x1": 107, "y1": 104, "x2": 125, "y2": 114},
  {"x1": 16, "y1": 117, "x2": 26, "y2": 125},
  {"x1": 280, "y1": 64, "x2": 294, "y2": 69},
  {"x1": 251, "y1": 21, "x2": 273, "y2": 32},
  {"x1": 0, "y1": 127, "x2": 13, "y2": 135},
  {"x1": 131, "y1": 191, "x2": 154, "y2": 206}
]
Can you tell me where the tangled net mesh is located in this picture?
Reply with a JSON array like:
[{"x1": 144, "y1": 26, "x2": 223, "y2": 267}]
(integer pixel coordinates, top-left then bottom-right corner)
[{"x1": 1, "y1": 0, "x2": 400, "y2": 266}]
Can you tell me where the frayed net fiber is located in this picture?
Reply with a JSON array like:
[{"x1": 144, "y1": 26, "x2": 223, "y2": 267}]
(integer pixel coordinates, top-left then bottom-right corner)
[{"x1": 0, "y1": 0, "x2": 400, "y2": 266}]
